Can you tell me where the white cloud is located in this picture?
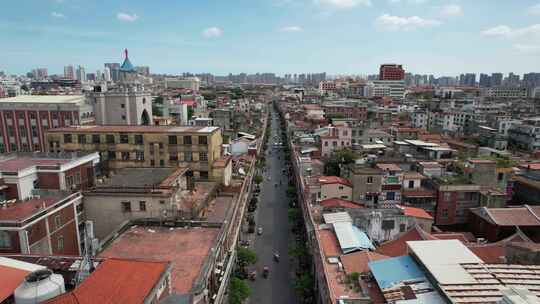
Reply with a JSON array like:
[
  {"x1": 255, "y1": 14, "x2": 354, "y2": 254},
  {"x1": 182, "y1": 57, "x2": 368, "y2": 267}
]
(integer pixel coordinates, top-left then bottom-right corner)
[
  {"x1": 528, "y1": 3, "x2": 540, "y2": 16},
  {"x1": 279, "y1": 26, "x2": 303, "y2": 32},
  {"x1": 440, "y1": 4, "x2": 463, "y2": 17},
  {"x1": 315, "y1": 0, "x2": 371, "y2": 9},
  {"x1": 51, "y1": 12, "x2": 65, "y2": 18},
  {"x1": 513, "y1": 44, "x2": 540, "y2": 54},
  {"x1": 117, "y1": 12, "x2": 138, "y2": 22},
  {"x1": 375, "y1": 14, "x2": 441, "y2": 31},
  {"x1": 202, "y1": 27, "x2": 223, "y2": 38},
  {"x1": 481, "y1": 24, "x2": 540, "y2": 39}
]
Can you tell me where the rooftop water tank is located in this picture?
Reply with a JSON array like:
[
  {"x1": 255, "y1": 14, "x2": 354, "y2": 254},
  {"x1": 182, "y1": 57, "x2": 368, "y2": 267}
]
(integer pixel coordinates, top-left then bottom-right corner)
[{"x1": 14, "y1": 269, "x2": 65, "y2": 304}]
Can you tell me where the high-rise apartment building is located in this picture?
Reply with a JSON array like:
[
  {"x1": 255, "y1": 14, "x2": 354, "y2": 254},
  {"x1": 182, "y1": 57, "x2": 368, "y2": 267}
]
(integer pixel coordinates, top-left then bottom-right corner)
[
  {"x1": 379, "y1": 64, "x2": 405, "y2": 81},
  {"x1": 105, "y1": 63, "x2": 120, "y2": 82},
  {"x1": 490, "y1": 73, "x2": 503, "y2": 87},
  {"x1": 64, "y1": 65, "x2": 75, "y2": 80},
  {"x1": 32, "y1": 68, "x2": 48, "y2": 79},
  {"x1": 76, "y1": 65, "x2": 86, "y2": 82},
  {"x1": 479, "y1": 73, "x2": 491, "y2": 87}
]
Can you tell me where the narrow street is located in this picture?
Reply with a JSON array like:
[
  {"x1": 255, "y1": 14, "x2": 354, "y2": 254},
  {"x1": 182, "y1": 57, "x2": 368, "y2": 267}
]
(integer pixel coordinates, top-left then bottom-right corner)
[{"x1": 247, "y1": 106, "x2": 297, "y2": 304}]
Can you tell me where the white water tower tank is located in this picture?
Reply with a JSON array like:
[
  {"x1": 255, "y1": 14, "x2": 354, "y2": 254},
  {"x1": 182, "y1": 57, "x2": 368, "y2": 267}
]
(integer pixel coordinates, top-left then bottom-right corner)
[{"x1": 15, "y1": 269, "x2": 65, "y2": 304}]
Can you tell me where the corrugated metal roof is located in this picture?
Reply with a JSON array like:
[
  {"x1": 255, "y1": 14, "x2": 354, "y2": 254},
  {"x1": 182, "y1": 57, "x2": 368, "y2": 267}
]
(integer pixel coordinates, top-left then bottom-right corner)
[
  {"x1": 323, "y1": 212, "x2": 352, "y2": 224},
  {"x1": 333, "y1": 222, "x2": 374, "y2": 253}
]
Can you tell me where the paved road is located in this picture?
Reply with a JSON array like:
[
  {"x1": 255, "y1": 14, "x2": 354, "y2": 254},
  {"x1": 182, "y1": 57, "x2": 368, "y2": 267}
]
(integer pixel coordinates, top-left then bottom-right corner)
[{"x1": 248, "y1": 107, "x2": 297, "y2": 304}]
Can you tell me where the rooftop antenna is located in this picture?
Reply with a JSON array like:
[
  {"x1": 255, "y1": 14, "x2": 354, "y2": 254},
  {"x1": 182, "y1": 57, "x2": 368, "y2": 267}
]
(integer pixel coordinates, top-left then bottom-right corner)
[{"x1": 74, "y1": 221, "x2": 95, "y2": 285}]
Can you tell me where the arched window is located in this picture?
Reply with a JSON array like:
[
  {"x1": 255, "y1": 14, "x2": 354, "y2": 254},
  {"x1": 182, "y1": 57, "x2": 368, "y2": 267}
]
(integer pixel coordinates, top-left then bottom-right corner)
[{"x1": 0, "y1": 231, "x2": 11, "y2": 249}]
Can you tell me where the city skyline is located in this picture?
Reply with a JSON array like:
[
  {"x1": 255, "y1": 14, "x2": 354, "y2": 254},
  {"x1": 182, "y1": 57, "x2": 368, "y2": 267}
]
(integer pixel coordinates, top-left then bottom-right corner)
[{"x1": 2, "y1": 0, "x2": 540, "y2": 75}]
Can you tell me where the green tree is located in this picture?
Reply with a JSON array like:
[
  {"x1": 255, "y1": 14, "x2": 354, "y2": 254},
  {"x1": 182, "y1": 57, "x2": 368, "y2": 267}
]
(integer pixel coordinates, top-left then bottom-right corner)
[
  {"x1": 294, "y1": 273, "x2": 314, "y2": 299},
  {"x1": 229, "y1": 277, "x2": 251, "y2": 304},
  {"x1": 286, "y1": 186, "x2": 297, "y2": 198},
  {"x1": 187, "y1": 107, "x2": 195, "y2": 120},
  {"x1": 288, "y1": 208, "x2": 301, "y2": 222},
  {"x1": 237, "y1": 247, "x2": 257, "y2": 270},
  {"x1": 254, "y1": 175, "x2": 263, "y2": 185},
  {"x1": 324, "y1": 148, "x2": 358, "y2": 176}
]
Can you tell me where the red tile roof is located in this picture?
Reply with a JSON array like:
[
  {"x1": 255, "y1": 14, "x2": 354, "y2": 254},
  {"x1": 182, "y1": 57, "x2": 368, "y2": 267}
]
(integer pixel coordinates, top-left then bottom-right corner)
[
  {"x1": 319, "y1": 229, "x2": 341, "y2": 257},
  {"x1": 45, "y1": 258, "x2": 168, "y2": 304},
  {"x1": 375, "y1": 226, "x2": 437, "y2": 257},
  {"x1": 0, "y1": 197, "x2": 61, "y2": 221},
  {"x1": 320, "y1": 198, "x2": 365, "y2": 209},
  {"x1": 467, "y1": 245, "x2": 505, "y2": 264},
  {"x1": 318, "y1": 176, "x2": 352, "y2": 187},
  {"x1": 431, "y1": 232, "x2": 476, "y2": 243},
  {"x1": 396, "y1": 205, "x2": 433, "y2": 220},
  {"x1": 470, "y1": 206, "x2": 540, "y2": 227},
  {"x1": 340, "y1": 251, "x2": 388, "y2": 274},
  {"x1": 100, "y1": 226, "x2": 219, "y2": 293},
  {"x1": 0, "y1": 265, "x2": 29, "y2": 302}
]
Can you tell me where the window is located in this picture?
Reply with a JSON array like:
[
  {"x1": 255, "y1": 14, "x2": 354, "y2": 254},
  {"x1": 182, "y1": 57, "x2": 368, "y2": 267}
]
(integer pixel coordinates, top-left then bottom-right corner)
[
  {"x1": 399, "y1": 224, "x2": 406, "y2": 232},
  {"x1": 169, "y1": 136, "x2": 177, "y2": 145},
  {"x1": 120, "y1": 134, "x2": 129, "y2": 144},
  {"x1": 0, "y1": 231, "x2": 11, "y2": 249},
  {"x1": 121, "y1": 201, "x2": 132, "y2": 212},
  {"x1": 121, "y1": 152, "x2": 130, "y2": 160},
  {"x1": 139, "y1": 201, "x2": 146, "y2": 211},
  {"x1": 121, "y1": 115, "x2": 126, "y2": 120},
  {"x1": 169, "y1": 152, "x2": 178, "y2": 161},
  {"x1": 159, "y1": 200, "x2": 165, "y2": 205},
  {"x1": 108, "y1": 151, "x2": 116, "y2": 160},
  {"x1": 332, "y1": 141, "x2": 337, "y2": 147},
  {"x1": 441, "y1": 208, "x2": 449, "y2": 219},
  {"x1": 92, "y1": 134, "x2": 100, "y2": 144},
  {"x1": 106, "y1": 134, "x2": 115, "y2": 144},
  {"x1": 408, "y1": 180, "x2": 415, "y2": 189},
  {"x1": 136, "y1": 151, "x2": 144, "y2": 161},
  {"x1": 57, "y1": 236, "x2": 64, "y2": 251},
  {"x1": 134, "y1": 135, "x2": 143, "y2": 145},
  {"x1": 78, "y1": 134, "x2": 86, "y2": 144},
  {"x1": 199, "y1": 136, "x2": 208, "y2": 145},
  {"x1": 443, "y1": 192, "x2": 452, "y2": 201},
  {"x1": 200, "y1": 171, "x2": 209, "y2": 179},
  {"x1": 142, "y1": 98, "x2": 146, "y2": 104},
  {"x1": 184, "y1": 152, "x2": 193, "y2": 162},
  {"x1": 338, "y1": 186, "x2": 344, "y2": 190},
  {"x1": 160, "y1": 159, "x2": 165, "y2": 167},
  {"x1": 184, "y1": 136, "x2": 192, "y2": 145},
  {"x1": 382, "y1": 220, "x2": 395, "y2": 230},
  {"x1": 324, "y1": 141, "x2": 328, "y2": 147},
  {"x1": 150, "y1": 160, "x2": 155, "y2": 166},
  {"x1": 121, "y1": 104, "x2": 125, "y2": 108},
  {"x1": 54, "y1": 215, "x2": 62, "y2": 229},
  {"x1": 63, "y1": 134, "x2": 72, "y2": 143},
  {"x1": 386, "y1": 192, "x2": 395, "y2": 200},
  {"x1": 367, "y1": 176, "x2": 373, "y2": 184},
  {"x1": 498, "y1": 173, "x2": 504, "y2": 181},
  {"x1": 199, "y1": 152, "x2": 208, "y2": 161}
]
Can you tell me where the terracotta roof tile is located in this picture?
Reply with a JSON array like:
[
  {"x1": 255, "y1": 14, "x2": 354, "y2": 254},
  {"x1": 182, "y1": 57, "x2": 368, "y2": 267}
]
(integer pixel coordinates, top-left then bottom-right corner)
[
  {"x1": 0, "y1": 265, "x2": 29, "y2": 302},
  {"x1": 320, "y1": 198, "x2": 365, "y2": 209},
  {"x1": 467, "y1": 245, "x2": 505, "y2": 264},
  {"x1": 340, "y1": 251, "x2": 389, "y2": 274},
  {"x1": 318, "y1": 176, "x2": 352, "y2": 187},
  {"x1": 319, "y1": 229, "x2": 341, "y2": 257},
  {"x1": 396, "y1": 205, "x2": 433, "y2": 220},
  {"x1": 45, "y1": 258, "x2": 168, "y2": 304},
  {"x1": 471, "y1": 206, "x2": 540, "y2": 226},
  {"x1": 375, "y1": 226, "x2": 436, "y2": 257}
]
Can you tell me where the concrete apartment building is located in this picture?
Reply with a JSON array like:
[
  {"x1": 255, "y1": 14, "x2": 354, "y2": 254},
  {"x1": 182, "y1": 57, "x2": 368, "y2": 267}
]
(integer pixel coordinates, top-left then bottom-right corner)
[
  {"x1": 343, "y1": 165, "x2": 383, "y2": 206},
  {"x1": 46, "y1": 125, "x2": 224, "y2": 180},
  {"x1": 83, "y1": 167, "x2": 193, "y2": 240},
  {"x1": 0, "y1": 95, "x2": 94, "y2": 153},
  {"x1": 508, "y1": 118, "x2": 540, "y2": 151}
]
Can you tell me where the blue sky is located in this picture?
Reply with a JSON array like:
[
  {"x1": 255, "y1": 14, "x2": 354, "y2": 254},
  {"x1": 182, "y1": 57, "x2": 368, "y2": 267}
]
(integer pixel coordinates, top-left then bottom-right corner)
[{"x1": 1, "y1": 0, "x2": 540, "y2": 76}]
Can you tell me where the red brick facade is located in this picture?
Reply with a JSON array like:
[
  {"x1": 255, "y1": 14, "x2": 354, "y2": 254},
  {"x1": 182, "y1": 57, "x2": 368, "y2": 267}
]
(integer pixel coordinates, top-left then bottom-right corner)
[{"x1": 0, "y1": 109, "x2": 80, "y2": 153}]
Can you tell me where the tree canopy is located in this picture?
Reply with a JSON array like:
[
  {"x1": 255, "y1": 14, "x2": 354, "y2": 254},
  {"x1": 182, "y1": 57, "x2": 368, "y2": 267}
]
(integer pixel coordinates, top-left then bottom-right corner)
[{"x1": 324, "y1": 148, "x2": 358, "y2": 176}]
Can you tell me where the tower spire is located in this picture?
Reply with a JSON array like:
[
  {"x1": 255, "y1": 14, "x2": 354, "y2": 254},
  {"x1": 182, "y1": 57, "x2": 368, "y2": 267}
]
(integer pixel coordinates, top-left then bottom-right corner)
[{"x1": 124, "y1": 48, "x2": 128, "y2": 59}]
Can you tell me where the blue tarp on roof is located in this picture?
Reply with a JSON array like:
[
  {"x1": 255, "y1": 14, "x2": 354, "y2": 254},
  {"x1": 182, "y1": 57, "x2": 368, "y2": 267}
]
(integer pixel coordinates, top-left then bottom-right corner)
[{"x1": 368, "y1": 255, "x2": 425, "y2": 289}]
